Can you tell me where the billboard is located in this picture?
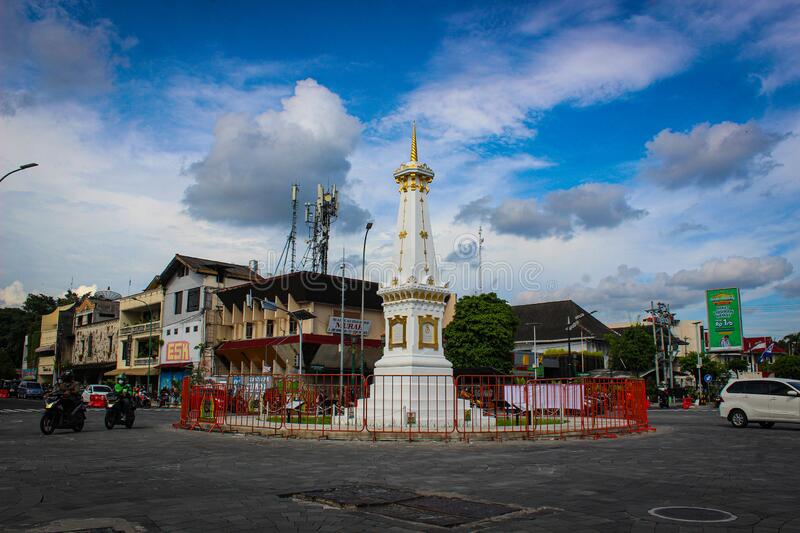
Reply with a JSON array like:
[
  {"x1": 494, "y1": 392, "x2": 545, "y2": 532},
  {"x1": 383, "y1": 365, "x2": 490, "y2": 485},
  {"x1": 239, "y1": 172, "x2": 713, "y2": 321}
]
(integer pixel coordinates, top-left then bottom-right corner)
[
  {"x1": 327, "y1": 316, "x2": 371, "y2": 336},
  {"x1": 705, "y1": 288, "x2": 743, "y2": 352}
]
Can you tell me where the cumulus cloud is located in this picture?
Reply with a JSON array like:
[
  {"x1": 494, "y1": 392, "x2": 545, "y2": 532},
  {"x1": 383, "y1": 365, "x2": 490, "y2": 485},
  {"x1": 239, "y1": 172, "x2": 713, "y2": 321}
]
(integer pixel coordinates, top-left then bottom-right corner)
[
  {"x1": 0, "y1": 1, "x2": 135, "y2": 108},
  {"x1": 670, "y1": 256, "x2": 793, "y2": 290},
  {"x1": 639, "y1": 121, "x2": 784, "y2": 189},
  {"x1": 183, "y1": 78, "x2": 371, "y2": 232},
  {"x1": 455, "y1": 183, "x2": 645, "y2": 240},
  {"x1": 71, "y1": 285, "x2": 97, "y2": 298},
  {"x1": 0, "y1": 281, "x2": 26, "y2": 307},
  {"x1": 518, "y1": 255, "x2": 794, "y2": 315}
]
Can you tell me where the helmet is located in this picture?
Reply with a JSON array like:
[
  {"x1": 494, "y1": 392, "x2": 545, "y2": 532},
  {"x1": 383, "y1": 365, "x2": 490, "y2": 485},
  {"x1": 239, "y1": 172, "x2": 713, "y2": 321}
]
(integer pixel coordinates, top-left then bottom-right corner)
[
  {"x1": 117, "y1": 373, "x2": 127, "y2": 384},
  {"x1": 62, "y1": 370, "x2": 74, "y2": 382}
]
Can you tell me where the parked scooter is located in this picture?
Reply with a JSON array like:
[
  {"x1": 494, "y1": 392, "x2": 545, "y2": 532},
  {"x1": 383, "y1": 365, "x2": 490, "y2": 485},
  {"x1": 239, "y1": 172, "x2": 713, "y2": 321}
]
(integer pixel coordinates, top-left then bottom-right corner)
[
  {"x1": 105, "y1": 393, "x2": 136, "y2": 429},
  {"x1": 40, "y1": 392, "x2": 87, "y2": 435},
  {"x1": 658, "y1": 388, "x2": 670, "y2": 409},
  {"x1": 133, "y1": 390, "x2": 151, "y2": 409}
]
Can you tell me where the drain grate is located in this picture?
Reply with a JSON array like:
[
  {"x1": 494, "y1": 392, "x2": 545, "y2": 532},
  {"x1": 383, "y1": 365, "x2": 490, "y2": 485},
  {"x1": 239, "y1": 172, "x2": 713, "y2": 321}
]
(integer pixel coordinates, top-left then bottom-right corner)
[
  {"x1": 285, "y1": 484, "x2": 519, "y2": 528},
  {"x1": 648, "y1": 506, "x2": 737, "y2": 523}
]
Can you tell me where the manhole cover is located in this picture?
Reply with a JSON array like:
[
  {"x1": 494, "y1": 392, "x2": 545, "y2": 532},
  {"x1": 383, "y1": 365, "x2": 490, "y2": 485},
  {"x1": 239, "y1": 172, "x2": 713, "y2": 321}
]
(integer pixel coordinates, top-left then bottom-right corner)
[
  {"x1": 285, "y1": 484, "x2": 518, "y2": 528},
  {"x1": 648, "y1": 506, "x2": 737, "y2": 523}
]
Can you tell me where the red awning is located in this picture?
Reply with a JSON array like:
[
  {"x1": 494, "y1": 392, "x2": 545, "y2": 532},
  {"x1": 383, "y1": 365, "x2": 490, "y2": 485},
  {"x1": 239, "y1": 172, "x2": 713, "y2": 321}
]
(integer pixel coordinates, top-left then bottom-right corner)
[
  {"x1": 216, "y1": 333, "x2": 381, "y2": 353},
  {"x1": 156, "y1": 362, "x2": 193, "y2": 369}
]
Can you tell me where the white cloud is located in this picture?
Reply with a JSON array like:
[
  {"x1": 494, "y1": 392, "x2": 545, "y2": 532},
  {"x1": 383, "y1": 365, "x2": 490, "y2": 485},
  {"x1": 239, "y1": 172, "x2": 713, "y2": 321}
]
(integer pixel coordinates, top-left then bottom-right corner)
[
  {"x1": 670, "y1": 256, "x2": 793, "y2": 290},
  {"x1": 639, "y1": 121, "x2": 784, "y2": 189},
  {"x1": 390, "y1": 13, "x2": 692, "y2": 143},
  {"x1": 71, "y1": 285, "x2": 97, "y2": 298},
  {"x1": 184, "y1": 78, "x2": 370, "y2": 232},
  {"x1": 0, "y1": 280, "x2": 26, "y2": 307},
  {"x1": 775, "y1": 277, "x2": 800, "y2": 298}
]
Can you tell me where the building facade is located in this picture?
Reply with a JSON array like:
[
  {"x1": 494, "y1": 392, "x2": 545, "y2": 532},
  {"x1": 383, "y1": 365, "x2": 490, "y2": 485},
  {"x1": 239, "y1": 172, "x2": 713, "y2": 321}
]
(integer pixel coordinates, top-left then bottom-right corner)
[
  {"x1": 36, "y1": 303, "x2": 76, "y2": 384},
  {"x1": 157, "y1": 255, "x2": 255, "y2": 388},
  {"x1": 71, "y1": 295, "x2": 120, "y2": 383},
  {"x1": 110, "y1": 282, "x2": 163, "y2": 389},
  {"x1": 214, "y1": 271, "x2": 385, "y2": 376},
  {"x1": 512, "y1": 300, "x2": 616, "y2": 377}
]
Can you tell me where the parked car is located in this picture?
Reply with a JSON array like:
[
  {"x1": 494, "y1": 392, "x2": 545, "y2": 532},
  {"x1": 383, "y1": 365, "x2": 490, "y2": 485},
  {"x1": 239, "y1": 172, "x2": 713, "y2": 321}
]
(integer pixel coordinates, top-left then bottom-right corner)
[
  {"x1": 81, "y1": 384, "x2": 113, "y2": 404},
  {"x1": 720, "y1": 378, "x2": 800, "y2": 428},
  {"x1": 17, "y1": 381, "x2": 45, "y2": 400}
]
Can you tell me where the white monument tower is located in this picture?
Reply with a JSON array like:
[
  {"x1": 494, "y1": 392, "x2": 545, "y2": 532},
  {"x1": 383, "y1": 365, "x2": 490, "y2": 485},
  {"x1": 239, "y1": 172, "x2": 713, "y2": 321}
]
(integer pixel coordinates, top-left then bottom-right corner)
[{"x1": 374, "y1": 122, "x2": 453, "y2": 377}]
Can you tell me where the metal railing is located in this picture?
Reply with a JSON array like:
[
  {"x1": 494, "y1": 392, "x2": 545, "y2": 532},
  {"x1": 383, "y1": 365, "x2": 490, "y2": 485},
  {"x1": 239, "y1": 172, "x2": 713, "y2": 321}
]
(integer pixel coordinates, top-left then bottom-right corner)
[{"x1": 177, "y1": 374, "x2": 650, "y2": 440}]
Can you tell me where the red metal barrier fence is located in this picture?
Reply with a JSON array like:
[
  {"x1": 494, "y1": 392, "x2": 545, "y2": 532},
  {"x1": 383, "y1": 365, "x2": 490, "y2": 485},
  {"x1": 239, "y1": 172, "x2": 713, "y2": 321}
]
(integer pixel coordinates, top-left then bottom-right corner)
[{"x1": 181, "y1": 374, "x2": 650, "y2": 439}]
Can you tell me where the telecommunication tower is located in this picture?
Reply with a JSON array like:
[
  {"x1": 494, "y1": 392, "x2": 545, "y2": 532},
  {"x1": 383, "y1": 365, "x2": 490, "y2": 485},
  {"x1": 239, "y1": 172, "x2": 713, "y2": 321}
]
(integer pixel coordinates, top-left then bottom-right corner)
[
  {"x1": 300, "y1": 184, "x2": 339, "y2": 273},
  {"x1": 276, "y1": 183, "x2": 300, "y2": 274}
]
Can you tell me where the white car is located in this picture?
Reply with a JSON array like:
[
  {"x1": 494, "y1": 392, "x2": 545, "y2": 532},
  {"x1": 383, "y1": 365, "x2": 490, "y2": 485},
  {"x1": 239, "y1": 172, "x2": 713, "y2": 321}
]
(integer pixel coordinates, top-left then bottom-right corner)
[
  {"x1": 81, "y1": 384, "x2": 113, "y2": 404},
  {"x1": 720, "y1": 378, "x2": 800, "y2": 428}
]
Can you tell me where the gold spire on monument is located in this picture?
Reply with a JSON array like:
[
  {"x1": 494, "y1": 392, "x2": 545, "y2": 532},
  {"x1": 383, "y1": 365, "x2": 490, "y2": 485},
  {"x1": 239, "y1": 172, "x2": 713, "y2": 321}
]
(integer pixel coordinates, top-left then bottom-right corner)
[{"x1": 410, "y1": 121, "x2": 417, "y2": 162}]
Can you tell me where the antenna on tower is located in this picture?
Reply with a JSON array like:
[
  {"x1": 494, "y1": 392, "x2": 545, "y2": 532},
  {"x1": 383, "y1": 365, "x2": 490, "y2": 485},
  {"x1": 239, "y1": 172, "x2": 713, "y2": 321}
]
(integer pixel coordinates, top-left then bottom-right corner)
[
  {"x1": 477, "y1": 226, "x2": 484, "y2": 293},
  {"x1": 300, "y1": 183, "x2": 339, "y2": 273},
  {"x1": 290, "y1": 184, "x2": 298, "y2": 272}
]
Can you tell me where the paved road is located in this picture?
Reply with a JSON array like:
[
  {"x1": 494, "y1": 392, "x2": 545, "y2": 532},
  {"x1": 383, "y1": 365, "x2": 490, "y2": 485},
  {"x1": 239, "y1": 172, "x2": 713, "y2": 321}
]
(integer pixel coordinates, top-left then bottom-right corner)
[{"x1": 0, "y1": 402, "x2": 798, "y2": 532}]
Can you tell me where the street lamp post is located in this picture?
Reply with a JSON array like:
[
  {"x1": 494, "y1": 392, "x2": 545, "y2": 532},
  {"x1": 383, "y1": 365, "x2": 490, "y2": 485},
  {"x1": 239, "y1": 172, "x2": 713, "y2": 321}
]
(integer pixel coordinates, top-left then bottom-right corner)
[
  {"x1": 360, "y1": 222, "x2": 373, "y2": 377},
  {"x1": 566, "y1": 310, "x2": 597, "y2": 376},
  {"x1": 692, "y1": 321, "x2": 703, "y2": 393},
  {"x1": 525, "y1": 322, "x2": 541, "y2": 376},
  {"x1": 0, "y1": 163, "x2": 38, "y2": 184}
]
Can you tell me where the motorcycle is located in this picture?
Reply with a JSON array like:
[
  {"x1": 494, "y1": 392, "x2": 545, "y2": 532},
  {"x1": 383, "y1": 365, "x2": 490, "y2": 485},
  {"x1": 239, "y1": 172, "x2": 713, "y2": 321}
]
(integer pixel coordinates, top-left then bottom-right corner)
[
  {"x1": 40, "y1": 392, "x2": 87, "y2": 435},
  {"x1": 133, "y1": 390, "x2": 151, "y2": 409},
  {"x1": 105, "y1": 393, "x2": 136, "y2": 429}
]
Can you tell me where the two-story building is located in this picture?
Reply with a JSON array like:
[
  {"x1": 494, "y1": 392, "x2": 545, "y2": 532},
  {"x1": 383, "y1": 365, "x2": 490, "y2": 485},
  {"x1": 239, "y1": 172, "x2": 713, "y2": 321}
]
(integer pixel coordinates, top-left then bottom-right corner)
[
  {"x1": 212, "y1": 271, "x2": 385, "y2": 377},
  {"x1": 71, "y1": 292, "x2": 120, "y2": 384},
  {"x1": 36, "y1": 303, "x2": 76, "y2": 385},
  {"x1": 108, "y1": 279, "x2": 163, "y2": 390},
  {"x1": 157, "y1": 255, "x2": 256, "y2": 388}
]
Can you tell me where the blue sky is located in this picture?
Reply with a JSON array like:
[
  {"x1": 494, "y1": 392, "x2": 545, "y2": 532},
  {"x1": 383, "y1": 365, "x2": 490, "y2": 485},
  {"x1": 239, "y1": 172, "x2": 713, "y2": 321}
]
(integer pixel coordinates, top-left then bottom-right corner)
[{"x1": 1, "y1": 0, "x2": 799, "y2": 338}]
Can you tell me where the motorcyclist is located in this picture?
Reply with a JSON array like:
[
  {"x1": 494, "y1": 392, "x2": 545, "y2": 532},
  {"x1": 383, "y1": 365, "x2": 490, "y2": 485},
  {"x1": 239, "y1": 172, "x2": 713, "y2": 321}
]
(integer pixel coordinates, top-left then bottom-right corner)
[
  {"x1": 57, "y1": 370, "x2": 82, "y2": 414},
  {"x1": 114, "y1": 375, "x2": 133, "y2": 414}
]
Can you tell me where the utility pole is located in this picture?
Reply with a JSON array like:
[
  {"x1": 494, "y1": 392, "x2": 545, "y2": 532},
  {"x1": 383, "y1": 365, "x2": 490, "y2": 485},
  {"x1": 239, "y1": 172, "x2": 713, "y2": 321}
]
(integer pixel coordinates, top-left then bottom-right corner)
[
  {"x1": 339, "y1": 247, "x2": 345, "y2": 390},
  {"x1": 477, "y1": 226, "x2": 484, "y2": 294},
  {"x1": 646, "y1": 301, "x2": 660, "y2": 387}
]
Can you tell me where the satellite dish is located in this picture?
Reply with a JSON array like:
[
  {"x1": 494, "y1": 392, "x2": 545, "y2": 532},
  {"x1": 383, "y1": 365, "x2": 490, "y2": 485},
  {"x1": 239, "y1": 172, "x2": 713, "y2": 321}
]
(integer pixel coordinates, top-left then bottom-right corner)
[{"x1": 95, "y1": 290, "x2": 122, "y2": 301}]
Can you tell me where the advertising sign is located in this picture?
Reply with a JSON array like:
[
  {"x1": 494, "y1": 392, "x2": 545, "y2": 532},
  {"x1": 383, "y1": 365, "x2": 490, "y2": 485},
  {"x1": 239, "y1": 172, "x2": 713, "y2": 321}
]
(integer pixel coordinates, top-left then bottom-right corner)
[
  {"x1": 327, "y1": 316, "x2": 371, "y2": 335},
  {"x1": 165, "y1": 341, "x2": 190, "y2": 361},
  {"x1": 705, "y1": 288, "x2": 743, "y2": 352}
]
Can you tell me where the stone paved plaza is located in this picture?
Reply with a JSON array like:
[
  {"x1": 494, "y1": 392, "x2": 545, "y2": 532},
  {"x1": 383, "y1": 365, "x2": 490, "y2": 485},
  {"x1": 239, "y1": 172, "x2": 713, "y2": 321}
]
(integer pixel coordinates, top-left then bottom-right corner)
[{"x1": 1, "y1": 398, "x2": 799, "y2": 532}]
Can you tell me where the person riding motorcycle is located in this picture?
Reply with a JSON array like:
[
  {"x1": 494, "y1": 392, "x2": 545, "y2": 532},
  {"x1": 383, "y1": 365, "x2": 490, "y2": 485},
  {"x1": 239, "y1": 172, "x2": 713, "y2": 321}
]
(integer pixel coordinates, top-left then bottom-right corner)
[
  {"x1": 57, "y1": 370, "x2": 82, "y2": 414},
  {"x1": 113, "y1": 375, "x2": 133, "y2": 413}
]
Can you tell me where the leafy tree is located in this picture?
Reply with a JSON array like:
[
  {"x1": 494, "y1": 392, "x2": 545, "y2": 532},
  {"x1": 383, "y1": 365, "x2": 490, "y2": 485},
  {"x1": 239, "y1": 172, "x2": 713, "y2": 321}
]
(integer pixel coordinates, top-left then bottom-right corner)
[
  {"x1": 678, "y1": 352, "x2": 701, "y2": 375},
  {"x1": 725, "y1": 358, "x2": 749, "y2": 377},
  {"x1": 605, "y1": 325, "x2": 656, "y2": 374},
  {"x1": 779, "y1": 332, "x2": 800, "y2": 356},
  {"x1": 0, "y1": 308, "x2": 35, "y2": 372},
  {"x1": 22, "y1": 293, "x2": 56, "y2": 316},
  {"x1": 771, "y1": 355, "x2": 800, "y2": 379},
  {"x1": 57, "y1": 290, "x2": 80, "y2": 307},
  {"x1": 443, "y1": 293, "x2": 518, "y2": 373}
]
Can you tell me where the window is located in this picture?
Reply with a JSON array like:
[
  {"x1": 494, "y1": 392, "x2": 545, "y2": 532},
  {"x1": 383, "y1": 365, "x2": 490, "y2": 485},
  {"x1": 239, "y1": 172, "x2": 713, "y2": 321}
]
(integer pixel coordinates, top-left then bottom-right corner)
[
  {"x1": 246, "y1": 322, "x2": 253, "y2": 339},
  {"x1": 216, "y1": 271, "x2": 225, "y2": 283},
  {"x1": 121, "y1": 340, "x2": 130, "y2": 365},
  {"x1": 177, "y1": 265, "x2": 188, "y2": 277},
  {"x1": 166, "y1": 329, "x2": 170, "y2": 336},
  {"x1": 185, "y1": 327, "x2": 190, "y2": 333},
  {"x1": 289, "y1": 318, "x2": 298, "y2": 335},
  {"x1": 174, "y1": 291, "x2": 183, "y2": 314},
  {"x1": 186, "y1": 287, "x2": 200, "y2": 312},
  {"x1": 743, "y1": 380, "x2": 770, "y2": 395},
  {"x1": 87, "y1": 334, "x2": 93, "y2": 357},
  {"x1": 193, "y1": 325, "x2": 198, "y2": 332},
  {"x1": 108, "y1": 335, "x2": 114, "y2": 354},
  {"x1": 81, "y1": 340, "x2": 86, "y2": 358},
  {"x1": 768, "y1": 382, "x2": 792, "y2": 396},
  {"x1": 266, "y1": 320, "x2": 274, "y2": 337},
  {"x1": 87, "y1": 314, "x2": 93, "y2": 324},
  {"x1": 726, "y1": 381, "x2": 746, "y2": 394},
  {"x1": 173, "y1": 328, "x2": 178, "y2": 335}
]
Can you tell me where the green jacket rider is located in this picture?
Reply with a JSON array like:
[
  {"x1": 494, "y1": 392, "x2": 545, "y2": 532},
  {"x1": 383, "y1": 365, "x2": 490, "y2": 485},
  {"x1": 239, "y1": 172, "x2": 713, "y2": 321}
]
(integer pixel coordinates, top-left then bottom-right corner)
[{"x1": 114, "y1": 377, "x2": 132, "y2": 396}]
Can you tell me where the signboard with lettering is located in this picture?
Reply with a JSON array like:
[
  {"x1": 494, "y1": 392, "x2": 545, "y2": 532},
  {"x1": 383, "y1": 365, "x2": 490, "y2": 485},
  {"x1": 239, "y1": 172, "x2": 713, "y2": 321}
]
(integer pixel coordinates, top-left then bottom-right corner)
[
  {"x1": 327, "y1": 316, "x2": 371, "y2": 336},
  {"x1": 705, "y1": 288, "x2": 743, "y2": 352},
  {"x1": 165, "y1": 341, "x2": 190, "y2": 361}
]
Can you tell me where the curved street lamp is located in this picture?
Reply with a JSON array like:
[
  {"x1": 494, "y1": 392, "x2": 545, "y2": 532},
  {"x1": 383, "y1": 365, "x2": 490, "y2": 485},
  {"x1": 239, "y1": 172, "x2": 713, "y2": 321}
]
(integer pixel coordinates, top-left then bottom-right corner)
[{"x1": 1, "y1": 163, "x2": 38, "y2": 184}]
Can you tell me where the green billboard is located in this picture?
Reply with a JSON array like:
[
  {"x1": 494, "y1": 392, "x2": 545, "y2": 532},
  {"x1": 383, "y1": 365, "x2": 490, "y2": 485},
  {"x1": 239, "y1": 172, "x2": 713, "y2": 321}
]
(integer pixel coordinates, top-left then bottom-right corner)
[{"x1": 705, "y1": 288, "x2": 743, "y2": 352}]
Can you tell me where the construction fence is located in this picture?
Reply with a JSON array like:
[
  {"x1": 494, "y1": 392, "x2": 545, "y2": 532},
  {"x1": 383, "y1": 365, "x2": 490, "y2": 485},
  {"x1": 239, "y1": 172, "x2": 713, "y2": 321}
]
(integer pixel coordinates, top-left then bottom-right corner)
[{"x1": 177, "y1": 374, "x2": 651, "y2": 440}]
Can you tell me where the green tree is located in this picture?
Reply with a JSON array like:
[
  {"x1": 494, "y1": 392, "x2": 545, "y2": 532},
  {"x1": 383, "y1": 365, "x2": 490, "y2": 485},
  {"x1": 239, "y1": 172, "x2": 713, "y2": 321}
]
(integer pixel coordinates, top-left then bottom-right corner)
[
  {"x1": 57, "y1": 290, "x2": 80, "y2": 307},
  {"x1": 605, "y1": 325, "x2": 656, "y2": 374},
  {"x1": 771, "y1": 355, "x2": 800, "y2": 379},
  {"x1": 443, "y1": 293, "x2": 518, "y2": 373},
  {"x1": 725, "y1": 358, "x2": 749, "y2": 377},
  {"x1": 22, "y1": 293, "x2": 56, "y2": 316}
]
